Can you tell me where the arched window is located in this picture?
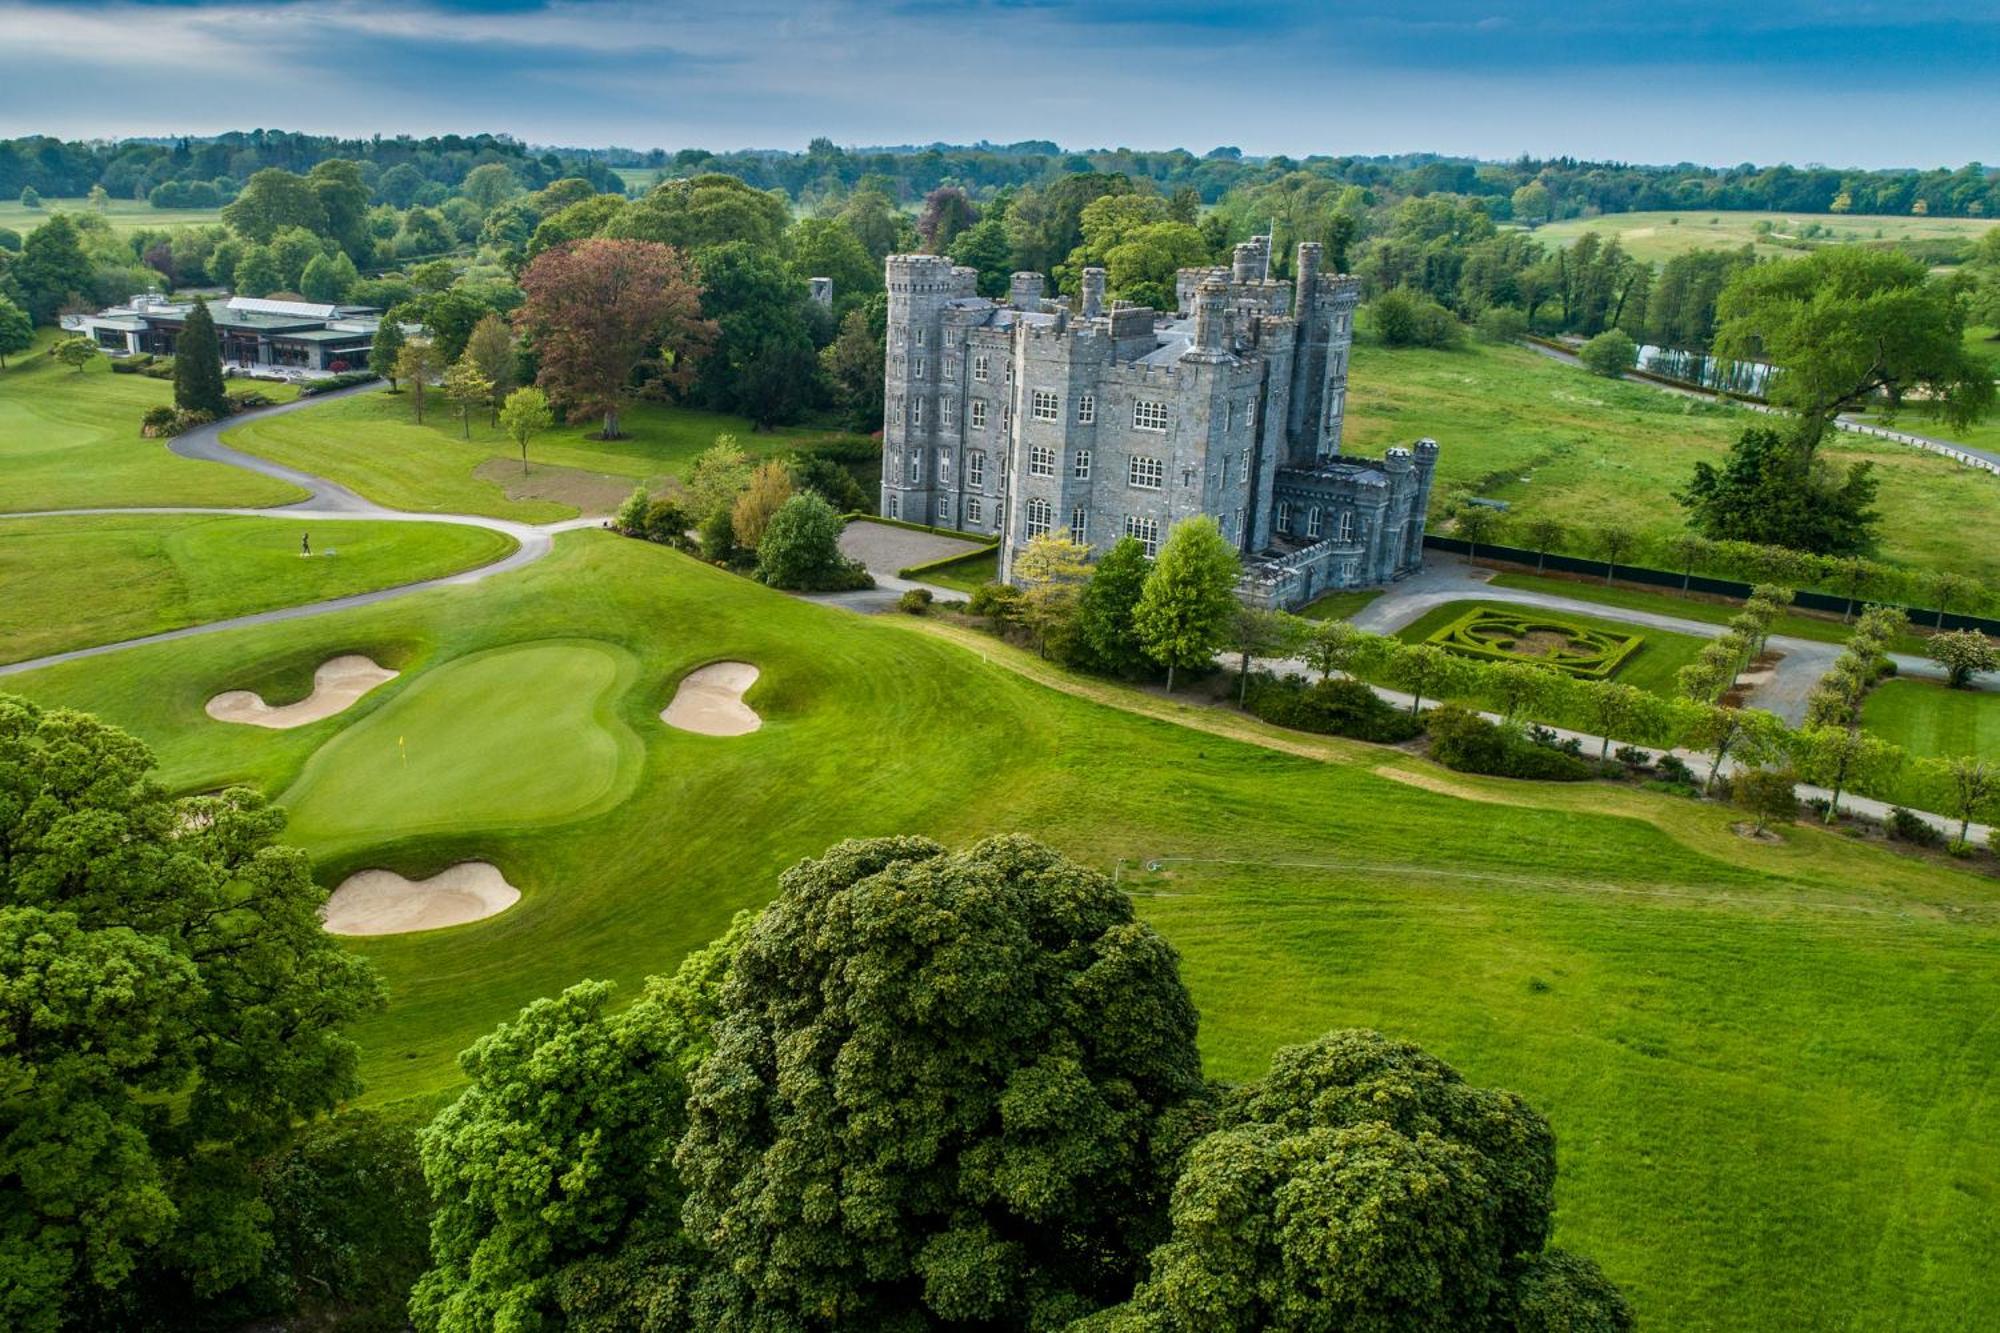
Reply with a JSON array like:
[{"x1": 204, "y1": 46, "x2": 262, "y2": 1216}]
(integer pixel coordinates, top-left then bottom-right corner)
[{"x1": 1026, "y1": 497, "x2": 1052, "y2": 538}]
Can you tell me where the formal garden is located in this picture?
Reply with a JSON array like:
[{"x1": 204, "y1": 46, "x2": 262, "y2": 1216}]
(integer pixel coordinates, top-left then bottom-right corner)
[{"x1": 1424, "y1": 606, "x2": 1645, "y2": 679}]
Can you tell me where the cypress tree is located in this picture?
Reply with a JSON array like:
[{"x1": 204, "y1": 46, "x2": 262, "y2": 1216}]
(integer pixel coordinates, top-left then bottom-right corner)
[{"x1": 173, "y1": 295, "x2": 229, "y2": 416}]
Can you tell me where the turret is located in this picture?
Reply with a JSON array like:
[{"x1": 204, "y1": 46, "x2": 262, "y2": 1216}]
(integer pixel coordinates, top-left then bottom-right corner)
[
  {"x1": 1010, "y1": 271, "x2": 1045, "y2": 311},
  {"x1": 1294, "y1": 241, "x2": 1321, "y2": 316},
  {"x1": 1232, "y1": 237, "x2": 1270, "y2": 284},
  {"x1": 1183, "y1": 280, "x2": 1232, "y2": 363},
  {"x1": 1080, "y1": 267, "x2": 1106, "y2": 319}
]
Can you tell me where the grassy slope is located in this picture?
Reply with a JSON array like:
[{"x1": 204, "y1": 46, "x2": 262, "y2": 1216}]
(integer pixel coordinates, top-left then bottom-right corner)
[
  {"x1": 221, "y1": 389, "x2": 874, "y2": 522},
  {"x1": 1528, "y1": 209, "x2": 1998, "y2": 265},
  {"x1": 0, "y1": 513, "x2": 517, "y2": 663},
  {"x1": 0, "y1": 199, "x2": 227, "y2": 238},
  {"x1": 8, "y1": 533, "x2": 1997, "y2": 1328},
  {"x1": 0, "y1": 333, "x2": 306, "y2": 511},
  {"x1": 1384, "y1": 598, "x2": 1706, "y2": 698},
  {"x1": 1345, "y1": 338, "x2": 2000, "y2": 584},
  {"x1": 1862, "y1": 678, "x2": 2000, "y2": 762}
]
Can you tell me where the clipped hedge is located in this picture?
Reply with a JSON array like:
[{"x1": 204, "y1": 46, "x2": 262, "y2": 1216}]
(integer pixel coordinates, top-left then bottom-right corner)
[
  {"x1": 899, "y1": 545, "x2": 998, "y2": 583},
  {"x1": 1426, "y1": 607, "x2": 1643, "y2": 680},
  {"x1": 1242, "y1": 672, "x2": 1424, "y2": 745},
  {"x1": 298, "y1": 370, "x2": 381, "y2": 397},
  {"x1": 842, "y1": 512, "x2": 1000, "y2": 545}
]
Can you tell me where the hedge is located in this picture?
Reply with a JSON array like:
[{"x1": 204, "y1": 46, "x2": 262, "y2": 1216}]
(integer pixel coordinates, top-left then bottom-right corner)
[{"x1": 1425, "y1": 607, "x2": 1643, "y2": 680}]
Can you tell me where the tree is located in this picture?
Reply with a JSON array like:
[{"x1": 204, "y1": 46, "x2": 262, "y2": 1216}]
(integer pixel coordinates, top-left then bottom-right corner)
[
  {"x1": 1666, "y1": 532, "x2": 1711, "y2": 591},
  {"x1": 1923, "y1": 755, "x2": 1999, "y2": 847},
  {"x1": 677, "y1": 836, "x2": 1206, "y2": 1330},
  {"x1": 0, "y1": 295, "x2": 30, "y2": 366},
  {"x1": 1928, "y1": 629, "x2": 1999, "y2": 688},
  {"x1": 1386, "y1": 642, "x2": 1467, "y2": 715},
  {"x1": 1133, "y1": 516, "x2": 1242, "y2": 691},
  {"x1": 1014, "y1": 534, "x2": 1094, "y2": 659},
  {"x1": 52, "y1": 334, "x2": 98, "y2": 373},
  {"x1": 441, "y1": 355, "x2": 493, "y2": 440},
  {"x1": 1489, "y1": 661, "x2": 1557, "y2": 723},
  {"x1": 1683, "y1": 703, "x2": 1784, "y2": 792},
  {"x1": 498, "y1": 386, "x2": 553, "y2": 474},
  {"x1": 1300, "y1": 617, "x2": 1367, "y2": 681},
  {"x1": 18, "y1": 212, "x2": 92, "y2": 322},
  {"x1": 685, "y1": 436, "x2": 751, "y2": 523},
  {"x1": 699, "y1": 505, "x2": 736, "y2": 564},
  {"x1": 410, "y1": 920, "x2": 747, "y2": 1333},
  {"x1": 1921, "y1": 570, "x2": 1984, "y2": 630},
  {"x1": 916, "y1": 185, "x2": 978, "y2": 253},
  {"x1": 1454, "y1": 505, "x2": 1503, "y2": 564},
  {"x1": 1583, "y1": 681, "x2": 1646, "y2": 760},
  {"x1": 370, "y1": 316, "x2": 406, "y2": 389},
  {"x1": 1792, "y1": 726, "x2": 1902, "y2": 823},
  {"x1": 0, "y1": 696, "x2": 381, "y2": 1329},
  {"x1": 753, "y1": 492, "x2": 866, "y2": 590},
  {"x1": 464, "y1": 309, "x2": 519, "y2": 410},
  {"x1": 223, "y1": 167, "x2": 327, "y2": 244},
  {"x1": 173, "y1": 295, "x2": 229, "y2": 416},
  {"x1": 1522, "y1": 515, "x2": 1566, "y2": 573},
  {"x1": 1075, "y1": 536, "x2": 1153, "y2": 676},
  {"x1": 395, "y1": 340, "x2": 441, "y2": 423},
  {"x1": 19, "y1": 185, "x2": 39, "y2": 208},
  {"x1": 1593, "y1": 526, "x2": 1636, "y2": 584},
  {"x1": 1117, "y1": 1030, "x2": 1631, "y2": 1333},
  {"x1": 298, "y1": 250, "x2": 358, "y2": 304},
  {"x1": 1228, "y1": 606, "x2": 1306, "y2": 702},
  {"x1": 1368, "y1": 287, "x2": 1462, "y2": 348},
  {"x1": 516, "y1": 237, "x2": 713, "y2": 439},
  {"x1": 1677, "y1": 426, "x2": 1880, "y2": 556},
  {"x1": 821, "y1": 300, "x2": 887, "y2": 431},
  {"x1": 1512, "y1": 180, "x2": 1552, "y2": 226},
  {"x1": 1577, "y1": 328, "x2": 1637, "y2": 378},
  {"x1": 456, "y1": 161, "x2": 523, "y2": 215},
  {"x1": 1733, "y1": 766, "x2": 1800, "y2": 836},
  {"x1": 1713, "y1": 246, "x2": 1994, "y2": 452},
  {"x1": 730, "y1": 458, "x2": 795, "y2": 551}
]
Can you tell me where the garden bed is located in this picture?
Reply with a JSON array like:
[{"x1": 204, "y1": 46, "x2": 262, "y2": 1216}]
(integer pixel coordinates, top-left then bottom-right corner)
[{"x1": 1425, "y1": 606, "x2": 1644, "y2": 679}]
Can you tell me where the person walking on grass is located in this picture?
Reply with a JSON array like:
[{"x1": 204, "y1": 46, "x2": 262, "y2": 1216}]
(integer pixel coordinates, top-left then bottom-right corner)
[{"x1": 301, "y1": 531, "x2": 311, "y2": 558}]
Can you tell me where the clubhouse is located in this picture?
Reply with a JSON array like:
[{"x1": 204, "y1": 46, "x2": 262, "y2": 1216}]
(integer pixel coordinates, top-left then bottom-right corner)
[{"x1": 67, "y1": 293, "x2": 386, "y2": 375}]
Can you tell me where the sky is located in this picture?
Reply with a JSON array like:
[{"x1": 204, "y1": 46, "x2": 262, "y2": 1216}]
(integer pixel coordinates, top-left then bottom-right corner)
[{"x1": 0, "y1": 0, "x2": 1994, "y2": 168}]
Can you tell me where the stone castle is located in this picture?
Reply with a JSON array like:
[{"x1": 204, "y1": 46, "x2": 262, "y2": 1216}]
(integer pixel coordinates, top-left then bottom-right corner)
[{"x1": 879, "y1": 238, "x2": 1438, "y2": 608}]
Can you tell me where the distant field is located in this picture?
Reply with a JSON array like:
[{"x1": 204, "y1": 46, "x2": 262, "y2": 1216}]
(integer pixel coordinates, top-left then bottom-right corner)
[
  {"x1": 1527, "y1": 209, "x2": 1998, "y2": 265},
  {"x1": 0, "y1": 197, "x2": 225, "y2": 238},
  {"x1": 611, "y1": 166, "x2": 667, "y2": 192}
]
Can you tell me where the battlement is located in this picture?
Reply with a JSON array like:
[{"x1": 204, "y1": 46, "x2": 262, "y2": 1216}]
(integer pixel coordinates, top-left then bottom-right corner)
[{"x1": 885, "y1": 253, "x2": 959, "y2": 295}]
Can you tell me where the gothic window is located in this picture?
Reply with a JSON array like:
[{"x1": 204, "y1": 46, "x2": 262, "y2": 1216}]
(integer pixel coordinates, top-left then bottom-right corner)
[
  {"x1": 888, "y1": 493, "x2": 900, "y2": 518},
  {"x1": 1225, "y1": 402, "x2": 1235, "y2": 431},
  {"x1": 938, "y1": 449, "x2": 951, "y2": 484},
  {"x1": 1026, "y1": 497, "x2": 1052, "y2": 539},
  {"x1": 967, "y1": 496, "x2": 983, "y2": 523},
  {"x1": 1307, "y1": 507, "x2": 1324, "y2": 538},
  {"x1": 1078, "y1": 393, "x2": 1095, "y2": 424},
  {"x1": 1030, "y1": 446, "x2": 1056, "y2": 478},
  {"x1": 970, "y1": 399, "x2": 987, "y2": 429},
  {"x1": 1123, "y1": 514, "x2": 1160, "y2": 558},
  {"x1": 1277, "y1": 500, "x2": 1291, "y2": 532},
  {"x1": 968, "y1": 451, "x2": 985, "y2": 487},
  {"x1": 1128, "y1": 456, "x2": 1163, "y2": 490},
  {"x1": 1338, "y1": 510, "x2": 1355, "y2": 542},
  {"x1": 1069, "y1": 507, "x2": 1088, "y2": 544},
  {"x1": 974, "y1": 354, "x2": 989, "y2": 382},
  {"x1": 1032, "y1": 389, "x2": 1059, "y2": 422},
  {"x1": 1133, "y1": 399, "x2": 1169, "y2": 432},
  {"x1": 1073, "y1": 450, "x2": 1092, "y2": 480}
]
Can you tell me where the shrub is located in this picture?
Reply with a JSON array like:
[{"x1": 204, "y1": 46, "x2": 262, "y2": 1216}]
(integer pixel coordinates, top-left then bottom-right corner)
[
  {"x1": 1887, "y1": 806, "x2": 1944, "y2": 846},
  {"x1": 1614, "y1": 745, "x2": 1652, "y2": 769},
  {"x1": 139, "y1": 404, "x2": 215, "y2": 438},
  {"x1": 1242, "y1": 672, "x2": 1424, "y2": 744},
  {"x1": 297, "y1": 370, "x2": 380, "y2": 396},
  {"x1": 1428, "y1": 704, "x2": 1596, "y2": 781},
  {"x1": 612, "y1": 485, "x2": 650, "y2": 536},
  {"x1": 643, "y1": 499, "x2": 691, "y2": 548},
  {"x1": 755, "y1": 492, "x2": 873, "y2": 591},
  {"x1": 896, "y1": 588, "x2": 933, "y2": 616},
  {"x1": 1368, "y1": 287, "x2": 1463, "y2": 348},
  {"x1": 968, "y1": 580, "x2": 1024, "y2": 625},
  {"x1": 1656, "y1": 754, "x2": 1696, "y2": 786},
  {"x1": 1578, "y1": 329, "x2": 1638, "y2": 378},
  {"x1": 1732, "y1": 767, "x2": 1799, "y2": 834},
  {"x1": 1427, "y1": 607, "x2": 1641, "y2": 679},
  {"x1": 1474, "y1": 305, "x2": 1529, "y2": 344}
]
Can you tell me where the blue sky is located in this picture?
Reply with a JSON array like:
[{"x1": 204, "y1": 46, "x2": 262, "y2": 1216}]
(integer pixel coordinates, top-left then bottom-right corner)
[{"x1": 0, "y1": 0, "x2": 1992, "y2": 167}]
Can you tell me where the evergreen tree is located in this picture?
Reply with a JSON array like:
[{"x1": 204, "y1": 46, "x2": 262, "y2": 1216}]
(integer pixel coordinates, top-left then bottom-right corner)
[
  {"x1": 173, "y1": 296, "x2": 229, "y2": 416},
  {"x1": 1133, "y1": 516, "x2": 1242, "y2": 691},
  {"x1": 0, "y1": 295, "x2": 32, "y2": 367}
]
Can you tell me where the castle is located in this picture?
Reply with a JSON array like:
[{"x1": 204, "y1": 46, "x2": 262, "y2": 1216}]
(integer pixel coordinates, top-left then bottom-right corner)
[{"x1": 879, "y1": 238, "x2": 1439, "y2": 609}]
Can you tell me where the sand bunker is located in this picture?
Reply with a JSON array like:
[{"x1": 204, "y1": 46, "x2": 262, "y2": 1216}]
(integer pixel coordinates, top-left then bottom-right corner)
[
  {"x1": 321, "y1": 861, "x2": 521, "y2": 935},
  {"x1": 661, "y1": 661, "x2": 762, "y2": 736},
  {"x1": 207, "y1": 654, "x2": 397, "y2": 728}
]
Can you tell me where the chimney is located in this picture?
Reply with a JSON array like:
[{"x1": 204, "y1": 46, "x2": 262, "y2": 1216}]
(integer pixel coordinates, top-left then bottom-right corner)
[
  {"x1": 1080, "y1": 267, "x2": 1106, "y2": 319},
  {"x1": 1009, "y1": 271, "x2": 1045, "y2": 311}
]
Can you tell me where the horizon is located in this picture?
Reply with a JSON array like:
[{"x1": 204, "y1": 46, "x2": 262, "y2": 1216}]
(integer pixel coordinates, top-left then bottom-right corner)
[{"x1": 1, "y1": 1, "x2": 1996, "y2": 170}]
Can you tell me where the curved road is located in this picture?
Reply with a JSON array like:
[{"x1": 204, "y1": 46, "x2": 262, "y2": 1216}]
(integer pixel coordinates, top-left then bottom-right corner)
[{"x1": 0, "y1": 383, "x2": 602, "y2": 678}]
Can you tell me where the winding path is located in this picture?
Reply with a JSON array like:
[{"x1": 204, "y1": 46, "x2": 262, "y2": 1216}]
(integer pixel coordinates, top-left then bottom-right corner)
[{"x1": 0, "y1": 383, "x2": 602, "y2": 678}]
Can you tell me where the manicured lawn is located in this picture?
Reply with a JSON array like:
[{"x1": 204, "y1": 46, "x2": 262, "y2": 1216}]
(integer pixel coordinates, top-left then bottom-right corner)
[
  {"x1": 1527, "y1": 209, "x2": 1998, "y2": 265},
  {"x1": 0, "y1": 198, "x2": 226, "y2": 239},
  {"x1": 1347, "y1": 338, "x2": 2000, "y2": 584},
  {"x1": 917, "y1": 547, "x2": 997, "y2": 593},
  {"x1": 0, "y1": 513, "x2": 517, "y2": 663},
  {"x1": 6, "y1": 533, "x2": 1999, "y2": 1328},
  {"x1": 222, "y1": 388, "x2": 876, "y2": 521},
  {"x1": 1862, "y1": 677, "x2": 2000, "y2": 763},
  {"x1": 1298, "y1": 587, "x2": 1385, "y2": 621},
  {"x1": 1384, "y1": 598, "x2": 1707, "y2": 698},
  {"x1": 0, "y1": 332, "x2": 307, "y2": 511}
]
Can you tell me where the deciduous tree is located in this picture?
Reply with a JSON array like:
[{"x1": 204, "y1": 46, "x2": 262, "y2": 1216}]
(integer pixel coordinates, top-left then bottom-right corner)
[
  {"x1": 1134, "y1": 516, "x2": 1242, "y2": 691},
  {"x1": 1075, "y1": 536, "x2": 1153, "y2": 676},
  {"x1": 441, "y1": 354, "x2": 492, "y2": 440},
  {"x1": 0, "y1": 295, "x2": 30, "y2": 366},
  {"x1": 1927, "y1": 628, "x2": 1999, "y2": 688},
  {"x1": 369, "y1": 316, "x2": 405, "y2": 388},
  {"x1": 498, "y1": 385, "x2": 552, "y2": 474},
  {"x1": 394, "y1": 340, "x2": 441, "y2": 423},
  {"x1": 729, "y1": 458, "x2": 794, "y2": 551}
]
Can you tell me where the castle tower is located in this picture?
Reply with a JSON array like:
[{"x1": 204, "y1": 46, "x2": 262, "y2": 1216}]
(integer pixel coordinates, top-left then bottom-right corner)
[
  {"x1": 882, "y1": 254, "x2": 957, "y2": 524},
  {"x1": 1080, "y1": 267, "x2": 1106, "y2": 319},
  {"x1": 1285, "y1": 242, "x2": 1326, "y2": 466},
  {"x1": 1009, "y1": 271, "x2": 1045, "y2": 311}
]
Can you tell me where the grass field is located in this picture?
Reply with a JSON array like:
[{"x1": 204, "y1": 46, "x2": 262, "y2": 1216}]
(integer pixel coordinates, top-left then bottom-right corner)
[
  {"x1": 222, "y1": 388, "x2": 875, "y2": 522},
  {"x1": 0, "y1": 197, "x2": 225, "y2": 239},
  {"x1": 0, "y1": 333, "x2": 307, "y2": 511},
  {"x1": 1852, "y1": 327, "x2": 2000, "y2": 449},
  {"x1": 1346, "y1": 337, "x2": 2000, "y2": 584},
  {"x1": 0, "y1": 513, "x2": 516, "y2": 663},
  {"x1": 1528, "y1": 209, "x2": 1998, "y2": 265},
  {"x1": 1862, "y1": 678, "x2": 2000, "y2": 763},
  {"x1": 1299, "y1": 587, "x2": 1385, "y2": 620},
  {"x1": 1382, "y1": 598, "x2": 1706, "y2": 698},
  {"x1": 5, "y1": 531, "x2": 1998, "y2": 1329},
  {"x1": 916, "y1": 547, "x2": 998, "y2": 593}
]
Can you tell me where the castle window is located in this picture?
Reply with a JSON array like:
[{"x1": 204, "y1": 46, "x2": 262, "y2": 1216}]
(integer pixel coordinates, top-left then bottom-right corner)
[
  {"x1": 970, "y1": 400, "x2": 987, "y2": 430},
  {"x1": 1307, "y1": 507, "x2": 1324, "y2": 538},
  {"x1": 1032, "y1": 389, "x2": 1059, "y2": 422},
  {"x1": 1246, "y1": 400, "x2": 1255, "y2": 430},
  {"x1": 938, "y1": 449, "x2": 951, "y2": 484},
  {"x1": 1326, "y1": 390, "x2": 1345, "y2": 429},
  {"x1": 1077, "y1": 394, "x2": 1095, "y2": 425},
  {"x1": 1128, "y1": 456, "x2": 1163, "y2": 490},
  {"x1": 1338, "y1": 510, "x2": 1354, "y2": 542},
  {"x1": 910, "y1": 398, "x2": 922, "y2": 427},
  {"x1": 943, "y1": 358, "x2": 955, "y2": 381},
  {"x1": 892, "y1": 398, "x2": 903, "y2": 426},
  {"x1": 888, "y1": 493, "x2": 900, "y2": 519},
  {"x1": 1026, "y1": 498, "x2": 1052, "y2": 539},
  {"x1": 1070, "y1": 507, "x2": 1088, "y2": 544},
  {"x1": 908, "y1": 453, "x2": 921, "y2": 483},
  {"x1": 1123, "y1": 514, "x2": 1160, "y2": 558},
  {"x1": 914, "y1": 357, "x2": 926, "y2": 380},
  {"x1": 1225, "y1": 402, "x2": 1234, "y2": 431},
  {"x1": 1002, "y1": 406, "x2": 1011, "y2": 431},
  {"x1": 1005, "y1": 365, "x2": 1013, "y2": 385},
  {"x1": 967, "y1": 496, "x2": 983, "y2": 523},
  {"x1": 969, "y1": 451, "x2": 985, "y2": 487},
  {"x1": 1030, "y1": 446, "x2": 1056, "y2": 478},
  {"x1": 1238, "y1": 454, "x2": 1251, "y2": 483},
  {"x1": 915, "y1": 327, "x2": 926, "y2": 347},
  {"x1": 1073, "y1": 450, "x2": 1092, "y2": 481},
  {"x1": 1277, "y1": 500, "x2": 1291, "y2": 532},
  {"x1": 944, "y1": 400, "x2": 958, "y2": 429},
  {"x1": 1133, "y1": 399, "x2": 1169, "y2": 432},
  {"x1": 937, "y1": 497, "x2": 951, "y2": 522},
  {"x1": 974, "y1": 354, "x2": 989, "y2": 382}
]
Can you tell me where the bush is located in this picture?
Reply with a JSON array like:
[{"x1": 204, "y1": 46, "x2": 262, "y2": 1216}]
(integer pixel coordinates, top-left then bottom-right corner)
[
  {"x1": 613, "y1": 485, "x2": 650, "y2": 536},
  {"x1": 897, "y1": 588, "x2": 933, "y2": 615},
  {"x1": 643, "y1": 499, "x2": 691, "y2": 548},
  {"x1": 228, "y1": 389, "x2": 276, "y2": 411},
  {"x1": 1428, "y1": 704, "x2": 1596, "y2": 780},
  {"x1": 1474, "y1": 305, "x2": 1529, "y2": 344},
  {"x1": 1242, "y1": 672, "x2": 1423, "y2": 744},
  {"x1": 1732, "y1": 767, "x2": 1799, "y2": 833},
  {"x1": 1887, "y1": 806, "x2": 1944, "y2": 846},
  {"x1": 139, "y1": 404, "x2": 215, "y2": 438},
  {"x1": 1368, "y1": 288, "x2": 1463, "y2": 348},
  {"x1": 1614, "y1": 745, "x2": 1652, "y2": 769},
  {"x1": 1578, "y1": 329, "x2": 1638, "y2": 378},
  {"x1": 755, "y1": 493, "x2": 873, "y2": 591},
  {"x1": 967, "y1": 580, "x2": 1024, "y2": 624},
  {"x1": 297, "y1": 370, "x2": 380, "y2": 396},
  {"x1": 1656, "y1": 754, "x2": 1696, "y2": 786},
  {"x1": 141, "y1": 357, "x2": 177, "y2": 379}
]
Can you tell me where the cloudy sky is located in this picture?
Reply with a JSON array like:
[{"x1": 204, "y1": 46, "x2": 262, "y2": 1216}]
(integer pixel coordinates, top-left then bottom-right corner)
[{"x1": 0, "y1": 0, "x2": 1993, "y2": 167}]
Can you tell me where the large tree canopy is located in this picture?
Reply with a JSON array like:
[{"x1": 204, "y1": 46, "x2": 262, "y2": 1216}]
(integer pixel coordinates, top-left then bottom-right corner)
[
  {"x1": 0, "y1": 696, "x2": 382, "y2": 1330},
  {"x1": 676, "y1": 835, "x2": 1209, "y2": 1331},
  {"x1": 606, "y1": 173, "x2": 791, "y2": 256}
]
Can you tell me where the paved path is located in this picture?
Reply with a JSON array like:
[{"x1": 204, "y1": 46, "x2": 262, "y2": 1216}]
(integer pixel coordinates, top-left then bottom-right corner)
[{"x1": 0, "y1": 384, "x2": 607, "y2": 677}]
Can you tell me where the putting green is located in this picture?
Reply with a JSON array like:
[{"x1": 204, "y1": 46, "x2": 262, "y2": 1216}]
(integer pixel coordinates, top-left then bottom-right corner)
[{"x1": 279, "y1": 639, "x2": 643, "y2": 854}]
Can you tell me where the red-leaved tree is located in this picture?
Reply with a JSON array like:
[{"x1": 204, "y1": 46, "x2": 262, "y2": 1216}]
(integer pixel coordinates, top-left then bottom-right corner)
[{"x1": 515, "y1": 237, "x2": 714, "y2": 439}]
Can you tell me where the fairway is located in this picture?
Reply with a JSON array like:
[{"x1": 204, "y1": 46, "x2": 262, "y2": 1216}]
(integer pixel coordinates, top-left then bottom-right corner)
[
  {"x1": 1528, "y1": 208, "x2": 1998, "y2": 264},
  {"x1": 279, "y1": 638, "x2": 644, "y2": 854},
  {"x1": 0, "y1": 513, "x2": 517, "y2": 662},
  {"x1": 0, "y1": 197, "x2": 225, "y2": 238},
  {"x1": 1346, "y1": 338, "x2": 2000, "y2": 584},
  {"x1": 0, "y1": 333, "x2": 306, "y2": 511},
  {"x1": 1861, "y1": 677, "x2": 2000, "y2": 763}
]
